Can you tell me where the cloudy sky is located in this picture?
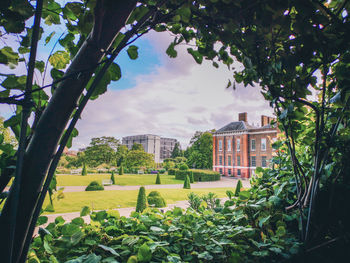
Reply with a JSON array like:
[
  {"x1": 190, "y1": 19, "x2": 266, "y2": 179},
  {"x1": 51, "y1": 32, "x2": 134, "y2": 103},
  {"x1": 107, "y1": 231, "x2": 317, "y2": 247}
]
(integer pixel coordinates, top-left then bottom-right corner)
[{"x1": 0, "y1": 28, "x2": 274, "y2": 150}]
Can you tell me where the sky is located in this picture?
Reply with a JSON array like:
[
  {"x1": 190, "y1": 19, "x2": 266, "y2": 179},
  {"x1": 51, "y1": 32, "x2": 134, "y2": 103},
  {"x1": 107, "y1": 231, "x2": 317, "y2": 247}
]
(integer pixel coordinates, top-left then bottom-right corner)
[{"x1": 0, "y1": 26, "x2": 274, "y2": 151}]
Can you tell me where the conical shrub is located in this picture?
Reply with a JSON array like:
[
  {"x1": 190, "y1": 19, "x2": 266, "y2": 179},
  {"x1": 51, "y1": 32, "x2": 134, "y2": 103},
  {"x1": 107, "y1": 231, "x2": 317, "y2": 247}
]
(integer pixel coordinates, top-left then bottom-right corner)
[
  {"x1": 183, "y1": 174, "x2": 191, "y2": 189},
  {"x1": 235, "y1": 179, "x2": 243, "y2": 197},
  {"x1": 189, "y1": 171, "x2": 194, "y2": 183},
  {"x1": 82, "y1": 162, "x2": 87, "y2": 176},
  {"x1": 119, "y1": 164, "x2": 124, "y2": 175},
  {"x1": 136, "y1": 186, "x2": 147, "y2": 212},
  {"x1": 110, "y1": 171, "x2": 116, "y2": 184},
  {"x1": 155, "y1": 172, "x2": 161, "y2": 184}
]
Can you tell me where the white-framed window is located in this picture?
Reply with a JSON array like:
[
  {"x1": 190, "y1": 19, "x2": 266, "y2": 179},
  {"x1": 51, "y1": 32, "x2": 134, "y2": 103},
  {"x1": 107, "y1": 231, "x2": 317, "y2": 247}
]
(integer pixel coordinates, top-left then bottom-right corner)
[
  {"x1": 219, "y1": 140, "x2": 223, "y2": 151},
  {"x1": 237, "y1": 138, "x2": 240, "y2": 152},
  {"x1": 227, "y1": 139, "x2": 231, "y2": 151},
  {"x1": 237, "y1": 155, "x2": 241, "y2": 166},
  {"x1": 219, "y1": 155, "x2": 223, "y2": 165},
  {"x1": 228, "y1": 169, "x2": 232, "y2": 175},
  {"x1": 219, "y1": 168, "x2": 223, "y2": 174},
  {"x1": 262, "y1": 156, "x2": 267, "y2": 167},
  {"x1": 227, "y1": 155, "x2": 231, "y2": 166},
  {"x1": 237, "y1": 169, "x2": 241, "y2": 176},
  {"x1": 251, "y1": 156, "x2": 256, "y2": 167},
  {"x1": 251, "y1": 139, "x2": 256, "y2": 151},
  {"x1": 261, "y1": 138, "x2": 267, "y2": 151}
]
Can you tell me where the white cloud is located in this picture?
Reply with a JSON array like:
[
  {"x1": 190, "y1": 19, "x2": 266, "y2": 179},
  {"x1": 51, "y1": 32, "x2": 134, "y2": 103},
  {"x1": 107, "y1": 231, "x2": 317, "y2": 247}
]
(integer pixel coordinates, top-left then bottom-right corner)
[{"x1": 73, "y1": 32, "x2": 273, "y2": 150}]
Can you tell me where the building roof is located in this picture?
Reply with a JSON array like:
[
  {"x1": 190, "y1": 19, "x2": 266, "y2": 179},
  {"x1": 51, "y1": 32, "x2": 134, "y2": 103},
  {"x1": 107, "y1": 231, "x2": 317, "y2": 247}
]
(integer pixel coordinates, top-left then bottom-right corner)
[{"x1": 215, "y1": 121, "x2": 275, "y2": 134}]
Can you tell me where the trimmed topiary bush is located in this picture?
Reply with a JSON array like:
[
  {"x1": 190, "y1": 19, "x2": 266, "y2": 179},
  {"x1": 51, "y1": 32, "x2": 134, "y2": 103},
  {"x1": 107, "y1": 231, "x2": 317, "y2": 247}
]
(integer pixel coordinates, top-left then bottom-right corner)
[
  {"x1": 168, "y1": 168, "x2": 176, "y2": 175},
  {"x1": 119, "y1": 164, "x2": 124, "y2": 175},
  {"x1": 136, "y1": 186, "x2": 147, "y2": 212},
  {"x1": 235, "y1": 179, "x2": 243, "y2": 196},
  {"x1": 155, "y1": 173, "x2": 161, "y2": 184},
  {"x1": 183, "y1": 175, "x2": 191, "y2": 189},
  {"x1": 110, "y1": 171, "x2": 115, "y2": 184},
  {"x1": 189, "y1": 171, "x2": 194, "y2": 183},
  {"x1": 179, "y1": 163, "x2": 189, "y2": 170},
  {"x1": 85, "y1": 181, "x2": 104, "y2": 191},
  {"x1": 147, "y1": 191, "x2": 166, "y2": 208},
  {"x1": 82, "y1": 162, "x2": 87, "y2": 176}
]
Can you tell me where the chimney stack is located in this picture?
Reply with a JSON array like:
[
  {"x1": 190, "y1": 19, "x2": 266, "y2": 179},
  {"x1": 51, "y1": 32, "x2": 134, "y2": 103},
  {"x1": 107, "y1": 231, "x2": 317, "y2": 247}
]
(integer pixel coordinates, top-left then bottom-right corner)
[
  {"x1": 261, "y1": 115, "x2": 276, "y2": 126},
  {"x1": 238, "y1": 112, "x2": 247, "y2": 122}
]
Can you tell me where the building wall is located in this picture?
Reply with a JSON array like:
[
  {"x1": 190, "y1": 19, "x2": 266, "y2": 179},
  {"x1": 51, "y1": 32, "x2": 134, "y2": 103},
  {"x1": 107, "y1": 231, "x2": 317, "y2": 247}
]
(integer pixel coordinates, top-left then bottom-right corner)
[
  {"x1": 160, "y1": 138, "x2": 178, "y2": 160},
  {"x1": 213, "y1": 130, "x2": 277, "y2": 178}
]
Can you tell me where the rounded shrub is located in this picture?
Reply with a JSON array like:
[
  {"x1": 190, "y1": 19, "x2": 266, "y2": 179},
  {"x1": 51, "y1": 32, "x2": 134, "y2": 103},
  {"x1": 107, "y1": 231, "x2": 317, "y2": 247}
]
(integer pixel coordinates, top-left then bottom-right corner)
[
  {"x1": 110, "y1": 171, "x2": 116, "y2": 184},
  {"x1": 136, "y1": 186, "x2": 147, "y2": 212},
  {"x1": 155, "y1": 173, "x2": 161, "y2": 184},
  {"x1": 85, "y1": 181, "x2": 104, "y2": 191},
  {"x1": 183, "y1": 175, "x2": 191, "y2": 189},
  {"x1": 147, "y1": 191, "x2": 166, "y2": 208},
  {"x1": 179, "y1": 163, "x2": 189, "y2": 171}
]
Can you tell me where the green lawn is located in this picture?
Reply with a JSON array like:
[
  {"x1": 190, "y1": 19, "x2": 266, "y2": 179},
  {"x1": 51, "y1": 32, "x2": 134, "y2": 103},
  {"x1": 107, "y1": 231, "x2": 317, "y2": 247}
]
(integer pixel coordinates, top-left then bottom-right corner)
[
  {"x1": 44, "y1": 188, "x2": 233, "y2": 214},
  {"x1": 56, "y1": 173, "x2": 183, "y2": 186}
]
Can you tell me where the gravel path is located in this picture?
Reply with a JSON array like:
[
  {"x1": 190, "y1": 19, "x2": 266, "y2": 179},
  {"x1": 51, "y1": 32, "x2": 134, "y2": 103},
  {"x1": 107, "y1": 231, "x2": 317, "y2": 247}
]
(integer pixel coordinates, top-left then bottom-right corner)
[{"x1": 61, "y1": 176, "x2": 250, "y2": 192}]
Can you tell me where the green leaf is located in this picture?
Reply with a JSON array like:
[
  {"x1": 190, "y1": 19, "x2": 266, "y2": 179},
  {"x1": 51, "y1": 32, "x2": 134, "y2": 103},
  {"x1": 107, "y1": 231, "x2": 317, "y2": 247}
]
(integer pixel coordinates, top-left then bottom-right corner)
[
  {"x1": 127, "y1": 256, "x2": 138, "y2": 263},
  {"x1": 80, "y1": 206, "x2": 90, "y2": 217},
  {"x1": 35, "y1": 61, "x2": 45, "y2": 73},
  {"x1": 187, "y1": 48, "x2": 203, "y2": 64},
  {"x1": 72, "y1": 217, "x2": 84, "y2": 226},
  {"x1": 166, "y1": 43, "x2": 177, "y2": 58},
  {"x1": 43, "y1": 239, "x2": 53, "y2": 254},
  {"x1": 137, "y1": 243, "x2": 152, "y2": 262},
  {"x1": 49, "y1": 50, "x2": 70, "y2": 69},
  {"x1": 65, "y1": 254, "x2": 102, "y2": 263},
  {"x1": 173, "y1": 207, "x2": 183, "y2": 216},
  {"x1": 109, "y1": 63, "x2": 121, "y2": 81},
  {"x1": 239, "y1": 190, "x2": 250, "y2": 200},
  {"x1": 37, "y1": 216, "x2": 48, "y2": 226},
  {"x1": 276, "y1": 226, "x2": 286, "y2": 236},
  {"x1": 98, "y1": 244, "x2": 120, "y2": 256},
  {"x1": 61, "y1": 223, "x2": 80, "y2": 236},
  {"x1": 0, "y1": 47, "x2": 19, "y2": 66},
  {"x1": 45, "y1": 31, "x2": 56, "y2": 45},
  {"x1": 258, "y1": 215, "x2": 271, "y2": 228},
  {"x1": 127, "y1": 45, "x2": 138, "y2": 60}
]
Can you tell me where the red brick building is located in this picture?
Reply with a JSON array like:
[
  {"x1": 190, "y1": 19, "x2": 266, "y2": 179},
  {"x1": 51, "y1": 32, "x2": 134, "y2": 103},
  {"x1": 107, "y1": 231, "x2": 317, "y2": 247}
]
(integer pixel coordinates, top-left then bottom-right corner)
[{"x1": 213, "y1": 112, "x2": 277, "y2": 178}]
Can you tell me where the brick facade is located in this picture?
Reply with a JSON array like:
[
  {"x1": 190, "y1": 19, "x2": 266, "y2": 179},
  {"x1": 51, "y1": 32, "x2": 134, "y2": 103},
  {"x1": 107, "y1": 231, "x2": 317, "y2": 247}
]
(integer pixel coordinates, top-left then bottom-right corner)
[{"x1": 213, "y1": 113, "x2": 277, "y2": 178}]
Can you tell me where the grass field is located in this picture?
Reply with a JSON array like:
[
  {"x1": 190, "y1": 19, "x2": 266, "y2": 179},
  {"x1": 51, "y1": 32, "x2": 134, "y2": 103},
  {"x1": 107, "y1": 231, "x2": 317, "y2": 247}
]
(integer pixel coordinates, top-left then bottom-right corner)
[
  {"x1": 44, "y1": 188, "x2": 233, "y2": 214},
  {"x1": 56, "y1": 173, "x2": 183, "y2": 186}
]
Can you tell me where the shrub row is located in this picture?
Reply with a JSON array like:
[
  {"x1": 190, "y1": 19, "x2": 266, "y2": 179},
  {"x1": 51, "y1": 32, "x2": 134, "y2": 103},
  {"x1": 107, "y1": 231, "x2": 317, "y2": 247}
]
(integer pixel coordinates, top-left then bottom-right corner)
[{"x1": 174, "y1": 169, "x2": 221, "y2": 181}]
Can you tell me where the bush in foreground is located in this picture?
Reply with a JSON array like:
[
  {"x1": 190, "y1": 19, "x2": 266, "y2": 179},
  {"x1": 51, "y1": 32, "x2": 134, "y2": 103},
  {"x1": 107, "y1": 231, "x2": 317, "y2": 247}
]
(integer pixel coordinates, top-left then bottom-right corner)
[
  {"x1": 147, "y1": 191, "x2": 166, "y2": 207},
  {"x1": 85, "y1": 181, "x2": 104, "y2": 191},
  {"x1": 136, "y1": 186, "x2": 147, "y2": 212}
]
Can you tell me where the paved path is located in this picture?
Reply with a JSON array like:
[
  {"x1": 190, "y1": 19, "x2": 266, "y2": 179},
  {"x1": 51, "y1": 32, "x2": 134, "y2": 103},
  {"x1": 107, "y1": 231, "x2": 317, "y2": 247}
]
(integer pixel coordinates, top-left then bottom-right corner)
[{"x1": 60, "y1": 177, "x2": 250, "y2": 192}]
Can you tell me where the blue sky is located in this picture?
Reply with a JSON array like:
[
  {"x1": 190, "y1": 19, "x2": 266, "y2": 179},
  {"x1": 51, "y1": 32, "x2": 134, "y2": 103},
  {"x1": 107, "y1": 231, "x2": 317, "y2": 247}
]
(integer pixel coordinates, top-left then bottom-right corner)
[{"x1": 0, "y1": 21, "x2": 273, "y2": 151}]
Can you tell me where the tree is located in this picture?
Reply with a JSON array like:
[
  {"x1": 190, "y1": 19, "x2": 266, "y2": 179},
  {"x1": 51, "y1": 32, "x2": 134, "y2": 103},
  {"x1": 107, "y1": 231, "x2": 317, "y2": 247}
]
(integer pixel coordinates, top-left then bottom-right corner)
[
  {"x1": 135, "y1": 186, "x2": 147, "y2": 213},
  {"x1": 185, "y1": 131, "x2": 213, "y2": 169},
  {"x1": 131, "y1": 143, "x2": 144, "y2": 151},
  {"x1": 110, "y1": 171, "x2": 115, "y2": 184},
  {"x1": 118, "y1": 164, "x2": 124, "y2": 175},
  {"x1": 83, "y1": 136, "x2": 119, "y2": 167},
  {"x1": 171, "y1": 142, "x2": 181, "y2": 158},
  {"x1": 116, "y1": 145, "x2": 128, "y2": 166},
  {"x1": 125, "y1": 150, "x2": 155, "y2": 169}
]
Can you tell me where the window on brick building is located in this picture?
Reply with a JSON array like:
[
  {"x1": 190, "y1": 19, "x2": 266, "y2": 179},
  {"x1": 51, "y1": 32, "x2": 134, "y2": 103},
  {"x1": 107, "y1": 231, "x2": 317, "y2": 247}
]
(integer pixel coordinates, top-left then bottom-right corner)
[
  {"x1": 237, "y1": 169, "x2": 241, "y2": 176},
  {"x1": 228, "y1": 155, "x2": 231, "y2": 166},
  {"x1": 261, "y1": 156, "x2": 267, "y2": 167},
  {"x1": 219, "y1": 140, "x2": 223, "y2": 151},
  {"x1": 219, "y1": 155, "x2": 223, "y2": 165},
  {"x1": 261, "y1": 138, "x2": 267, "y2": 151},
  {"x1": 228, "y1": 169, "x2": 231, "y2": 176},
  {"x1": 237, "y1": 155, "x2": 241, "y2": 166},
  {"x1": 237, "y1": 139, "x2": 240, "y2": 151},
  {"x1": 251, "y1": 156, "x2": 256, "y2": 167},
  {"x1": 251, "y1": 139, "x2": 256, "y2": 151},
  {"x1": 227, "y1": 139, "x2": 231, "y2": 151},
  {"x1": 219, "y1": 168, "x2": 223, "y2": 174}
]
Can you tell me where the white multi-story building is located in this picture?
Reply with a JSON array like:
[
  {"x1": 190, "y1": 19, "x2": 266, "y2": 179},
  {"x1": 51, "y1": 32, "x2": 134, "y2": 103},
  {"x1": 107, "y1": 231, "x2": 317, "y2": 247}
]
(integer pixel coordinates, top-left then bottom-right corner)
[{"x1": 122, "y1": 134, "x2": 178, "y2": 163}]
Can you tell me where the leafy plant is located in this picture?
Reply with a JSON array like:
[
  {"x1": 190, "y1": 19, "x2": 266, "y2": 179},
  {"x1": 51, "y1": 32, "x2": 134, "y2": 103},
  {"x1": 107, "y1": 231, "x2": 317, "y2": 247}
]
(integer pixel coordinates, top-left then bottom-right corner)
[{"x1": 136, "y1": 186, "x2": 147, "y2": 212}]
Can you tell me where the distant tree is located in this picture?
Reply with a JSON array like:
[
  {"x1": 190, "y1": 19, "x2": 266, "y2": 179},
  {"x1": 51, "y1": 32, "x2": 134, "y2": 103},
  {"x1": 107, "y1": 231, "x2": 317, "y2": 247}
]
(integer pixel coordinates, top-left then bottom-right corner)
[
  {"x1": 179, "y1": 163, "x2": 189, "y2": 171},
  {"x1": 84, "y1": 136, "x2": 119, "y2": 167},
  {"x1": 163, "y1": 161, "x2": 175, "y2": 171},
  {"x1": 81, "y1": 162, "x2": 87, "y2": 176},
  {"x1": 119, "y1": 165, "x2": 124, "y2": 175},
  {"x1": 131, "y1": 143, "x2": 144, "y2": 151},
  {"x1": 155, "y1": 173, "x2": 161, "y2": 184},
  {"x1": 185, "y1": 131, "x2": 213, "y2": 169},
  {"x1": 171, "y1": 142, "x2": 182, "y2": 158},
  {"x1": 110, "y1": 171, "x2": 115, "y2": 184},
  {"x1": 116, "y1": 145, "x2": 128, "y2": 166},
  {"x1": 136, "y1": 186, "x2": 147, "y2": 212},
  {"x1": 125, "y1": 150, "x2": 155, "y2": 168},
  {"x1": 183, "y1": 175, "x2": 191, "y2": 189}
]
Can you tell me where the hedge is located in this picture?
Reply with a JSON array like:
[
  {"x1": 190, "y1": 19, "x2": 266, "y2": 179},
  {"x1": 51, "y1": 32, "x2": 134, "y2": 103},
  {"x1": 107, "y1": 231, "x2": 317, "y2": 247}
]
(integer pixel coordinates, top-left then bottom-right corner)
[
  {"x1": 168, "y1": 168, "x2": 176, "y2": 175},
  {"x1": 174, "y1": 169, "x2": 220, "y2": 182}
]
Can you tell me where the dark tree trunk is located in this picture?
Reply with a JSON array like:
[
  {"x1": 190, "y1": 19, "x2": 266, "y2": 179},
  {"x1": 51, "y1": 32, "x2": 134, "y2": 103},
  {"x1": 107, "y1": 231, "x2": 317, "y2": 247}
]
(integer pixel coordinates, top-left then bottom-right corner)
[{"x1": 0, "y1": 1, "x2": 136, "y2": 262}]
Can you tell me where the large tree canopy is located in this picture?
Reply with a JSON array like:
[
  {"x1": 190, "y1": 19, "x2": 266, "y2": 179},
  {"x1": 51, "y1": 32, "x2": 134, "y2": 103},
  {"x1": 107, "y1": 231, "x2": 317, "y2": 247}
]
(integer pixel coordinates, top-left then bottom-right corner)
[{"x1": 0, "y1": 0, "x2": 350, "y2": 262}]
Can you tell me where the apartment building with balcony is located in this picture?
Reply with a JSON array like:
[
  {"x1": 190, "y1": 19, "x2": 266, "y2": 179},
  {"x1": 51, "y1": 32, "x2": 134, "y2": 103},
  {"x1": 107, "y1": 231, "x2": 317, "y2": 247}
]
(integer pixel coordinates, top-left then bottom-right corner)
[{"x1": 213, "y1": 112, "x2": 277, "y2": 178}]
